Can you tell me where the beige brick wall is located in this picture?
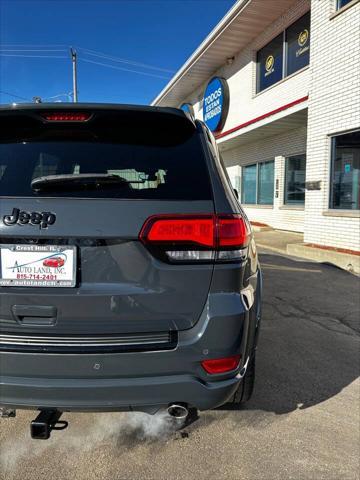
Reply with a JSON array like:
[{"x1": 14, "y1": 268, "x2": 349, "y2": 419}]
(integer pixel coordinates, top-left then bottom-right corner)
[{"x1": 304, "y1": 0, "x2": 360, "y2": 251}]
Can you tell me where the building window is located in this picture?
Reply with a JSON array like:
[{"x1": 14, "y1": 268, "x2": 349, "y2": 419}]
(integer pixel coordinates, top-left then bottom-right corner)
[
  {"x1": 241, "y1": 161, "x2": 274, "y2": 205},
  {"x1": 256, "y1": 12, "x2": 310, "y2": 93},
  {"x1": 242, "y1": 164, "x2": 257, "y2": 204},
  {"x1": 330, "y1": 130, "x2": 360, "y2": 210},
  {"x1": 337, "y1": 0, "x2": 354, "y2": 9},
  {"x1": 258, "y1": 161, "x2": 275, "y2": 204},
  {"x1": 285, "y1": 12, "x2": 310, "y2": 77},
  {"x1": 257, "y1": 34, "x2": 283, "y2": 92},
  {"x1": 284, "y1": 154, "x2": 306, "y2": 205}
]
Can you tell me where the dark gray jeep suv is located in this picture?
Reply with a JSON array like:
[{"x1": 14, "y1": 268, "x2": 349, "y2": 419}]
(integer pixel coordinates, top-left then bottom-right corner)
[{"x1": 0, "y1": 104, "x2": 262, "y2": 437}]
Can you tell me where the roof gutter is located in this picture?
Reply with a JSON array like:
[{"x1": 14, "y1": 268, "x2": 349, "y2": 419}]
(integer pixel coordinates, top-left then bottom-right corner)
[{"x1": 151, "y1": 0, "x2": 251, "y2": 106}]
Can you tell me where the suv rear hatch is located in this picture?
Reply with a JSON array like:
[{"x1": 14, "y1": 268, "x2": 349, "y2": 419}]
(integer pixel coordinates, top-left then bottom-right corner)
[{"x1": 0, "y1": 105, "x2": 215, "y2": 340}]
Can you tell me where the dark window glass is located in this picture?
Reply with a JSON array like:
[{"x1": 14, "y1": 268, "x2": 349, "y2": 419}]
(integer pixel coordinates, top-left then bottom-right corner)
[
  {"x1": 0, "y1": 134, "x2": 212, "y2": 200},
  {"x1": 257, "y1": 34, "x2": 284, "y2": 92},
  {"x1": 338, "y1": 0, "x2": 353, "y2": 9},
  {"x1": 286, "y1": 12, "x2": 310, "y2": 76},
  {"x1": 285, "y1": 154, "x2": 306, "y2": 204},
  {"x1": 242, "y1": 164, "x2": 257, "y2": 204},
  {"x1": 330, "y1": 131, "x2": 360, "y2": 210},
  {"x1": 258, "y1": 161, "x2": 274, "y2": 205},
  {"x1": 0, "y1": 164, "x2": 6, "y2": 180}
]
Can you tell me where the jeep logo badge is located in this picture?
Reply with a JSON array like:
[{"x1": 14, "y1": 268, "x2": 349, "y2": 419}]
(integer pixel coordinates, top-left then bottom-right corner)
[{"x1": 3, "y1": 208, "x2": 56, "y2": 229}]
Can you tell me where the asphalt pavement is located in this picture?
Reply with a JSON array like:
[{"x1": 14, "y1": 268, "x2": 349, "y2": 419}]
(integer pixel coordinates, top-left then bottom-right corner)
[{"x1": 1, "y1": 249, "x2": 359, "y2": 480}]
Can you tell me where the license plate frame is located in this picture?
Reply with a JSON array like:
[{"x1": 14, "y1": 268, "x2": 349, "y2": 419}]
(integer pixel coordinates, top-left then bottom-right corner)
[{"x1": 0, "y1": 244, "x2": 77, "y2": 288}]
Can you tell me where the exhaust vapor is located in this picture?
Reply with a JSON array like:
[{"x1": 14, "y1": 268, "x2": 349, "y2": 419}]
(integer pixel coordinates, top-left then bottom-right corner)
[{"x1": 0, "y1": 410, "x2": 186, "y2": 474}]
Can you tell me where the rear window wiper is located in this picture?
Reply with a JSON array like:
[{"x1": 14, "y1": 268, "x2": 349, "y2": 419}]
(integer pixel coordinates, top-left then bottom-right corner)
[{"x1": 31, "y1": 173, "x2": 140, "y2": 192}]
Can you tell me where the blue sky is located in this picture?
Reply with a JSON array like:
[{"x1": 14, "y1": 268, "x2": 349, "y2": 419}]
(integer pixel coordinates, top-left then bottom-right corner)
[{"x1": 0, "y1": 0, "x2": 234, "y2": 105}]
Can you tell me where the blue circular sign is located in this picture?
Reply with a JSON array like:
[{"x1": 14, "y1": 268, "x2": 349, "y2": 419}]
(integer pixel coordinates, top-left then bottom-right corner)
[
  {"x1": 180, "y1": 103, "x2": 195, "y2": 119},
  {"x1": 203, "y1": 77, "x2": 229, "y2": 132}
]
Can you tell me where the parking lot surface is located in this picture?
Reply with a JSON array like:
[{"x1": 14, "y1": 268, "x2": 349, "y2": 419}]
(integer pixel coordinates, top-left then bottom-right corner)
[{"x1": 1, "y1": 250, "x2": 359, "y2": 480}]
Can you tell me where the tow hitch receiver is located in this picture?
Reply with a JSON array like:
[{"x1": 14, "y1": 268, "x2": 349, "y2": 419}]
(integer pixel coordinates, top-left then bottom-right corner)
[{"x1": 30, "y1": 410, "x2": 68, "y2": 440}]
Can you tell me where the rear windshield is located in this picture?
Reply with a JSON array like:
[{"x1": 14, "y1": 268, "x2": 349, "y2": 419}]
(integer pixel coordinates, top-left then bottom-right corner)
[{"x1": 0, "y1": 116, "x2": 212, "y2": 200}]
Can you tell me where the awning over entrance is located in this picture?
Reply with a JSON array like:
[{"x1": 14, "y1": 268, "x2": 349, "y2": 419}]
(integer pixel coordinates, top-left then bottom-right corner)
[{"x1": 218, "y1": 102, "x2": 308, "y2": 152}]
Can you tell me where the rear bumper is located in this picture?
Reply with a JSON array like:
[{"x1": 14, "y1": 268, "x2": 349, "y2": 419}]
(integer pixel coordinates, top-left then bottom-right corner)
[
  {"x1": 0, "y1": 372, "x2": 241, "y2": 413},
  {"x1": 0, "y1": 272, "x2": 261, "y2": 412}
]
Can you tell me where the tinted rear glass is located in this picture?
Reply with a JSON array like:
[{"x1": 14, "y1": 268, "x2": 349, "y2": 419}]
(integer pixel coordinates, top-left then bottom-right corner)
[{"x1": 0, "y1": 113, "x2": 212, "y2": 200}]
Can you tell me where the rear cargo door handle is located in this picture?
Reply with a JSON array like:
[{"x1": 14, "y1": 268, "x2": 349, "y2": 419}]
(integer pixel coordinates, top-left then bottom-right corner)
[{"x1": 11, "y1": 305, "x2": 57, "y2": 326}]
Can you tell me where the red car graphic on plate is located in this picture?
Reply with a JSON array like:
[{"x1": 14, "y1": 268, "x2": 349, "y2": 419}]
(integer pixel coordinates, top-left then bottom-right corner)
[{"x1": 43, "y1": 256, "x2": 65, "y2": 268}]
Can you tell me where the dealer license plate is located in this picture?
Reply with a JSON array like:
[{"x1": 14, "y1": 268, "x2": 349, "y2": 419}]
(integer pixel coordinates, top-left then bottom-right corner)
[{"x1": 0, "y1": 244, "x2": 76, "y2": 287}]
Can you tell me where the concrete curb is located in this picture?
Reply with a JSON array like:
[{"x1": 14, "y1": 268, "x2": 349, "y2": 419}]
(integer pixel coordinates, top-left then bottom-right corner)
[
  {"x1": 257, "y1": 241, "x2": 359, "y2": 276},
  {"x1": 287, "y1": 243, "x2": 360, "y2": 275}
]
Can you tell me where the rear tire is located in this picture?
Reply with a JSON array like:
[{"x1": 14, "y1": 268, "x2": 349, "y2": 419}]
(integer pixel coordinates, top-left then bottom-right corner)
[{"x1": 228, "y1": 354, "x2": 256, "y2": 406}]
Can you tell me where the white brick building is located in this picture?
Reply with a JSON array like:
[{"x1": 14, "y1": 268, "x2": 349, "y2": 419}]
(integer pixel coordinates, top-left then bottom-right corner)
[{"x1": 153, "y1": 0, "x2": 360, "y2": 254}]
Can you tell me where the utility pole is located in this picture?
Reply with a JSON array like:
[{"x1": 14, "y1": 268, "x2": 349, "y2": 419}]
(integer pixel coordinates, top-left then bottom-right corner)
[{"x1": 70, "y1": 48, "x2": 78, "y2": 102}]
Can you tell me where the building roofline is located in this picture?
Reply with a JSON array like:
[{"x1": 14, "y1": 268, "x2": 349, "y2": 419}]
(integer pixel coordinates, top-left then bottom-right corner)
[{"x1": 151, "y1": 0, "x2": 250, "y2": 106}]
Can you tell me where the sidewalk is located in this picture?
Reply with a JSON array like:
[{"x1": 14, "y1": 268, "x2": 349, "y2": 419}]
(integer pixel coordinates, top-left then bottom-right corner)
[
  {"x1": 254, "y1": 229, "x2": 303, "y2": 255},
  {"x1": 254, "y1": 229, "x2": 360, "y2": 275}
]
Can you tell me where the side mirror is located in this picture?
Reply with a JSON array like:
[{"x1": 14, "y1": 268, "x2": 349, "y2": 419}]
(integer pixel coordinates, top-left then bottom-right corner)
[{"x1": 233, "y1": 188, "x2": 239, "y2": 200}]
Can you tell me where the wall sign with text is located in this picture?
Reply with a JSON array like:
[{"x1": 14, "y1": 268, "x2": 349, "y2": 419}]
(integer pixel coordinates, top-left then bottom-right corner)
[{"x1": 202, "y1": 77, "x2": 229, "y2": 132}]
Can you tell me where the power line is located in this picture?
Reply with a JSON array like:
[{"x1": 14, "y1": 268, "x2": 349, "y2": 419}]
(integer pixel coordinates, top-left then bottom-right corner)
[
  {"x1": 0, "y1": 90, "x2": 31, "y2": 101},
  {"x1": 42, "y1": 92, "x2": 73, "y2": 101},
  {"x1": 0, "y1": 54, "x2": 68, "y2": 58},
  {"x1": 0, "y1": 43, "x2": 175, "y2": 74},
  {"x1": 77, "y1": 46, "x2": 175, "y2": 74},
  {"x1": 0, "y1": 44, "x2": 69, "y2": 47},
  {"x1": 0, "y1": 49, "x2": 67, "y2": 52},
  {"x1": 0, "y1": 90, "x2": 73, "y2": 103},
  {"x1": 0, "y1": 45, "x2": 171, "y2": 100},
  {"x1": 80, "y1": 57, "x2": 171, "y2": 80}
]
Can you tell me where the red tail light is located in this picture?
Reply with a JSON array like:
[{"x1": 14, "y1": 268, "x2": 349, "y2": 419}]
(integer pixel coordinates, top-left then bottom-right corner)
[
  {"x1": 201, "y1": 355, "x2": 241, "y2": 374},
  {"x1": 217, "y1": 216, "x2": 249, "y2": 247},
  {"x1": 42, "y1": 112, "x2": 91, "y2": 122},
  {"x1": 140, "y1": 214, "x2": 249, "y2": 248},
  {"x1": 140, "y1": 215, "x2": 215, "y2": 247}
]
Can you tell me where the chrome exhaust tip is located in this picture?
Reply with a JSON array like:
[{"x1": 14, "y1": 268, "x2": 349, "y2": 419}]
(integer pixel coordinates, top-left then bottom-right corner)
[{"x1": 167, "y1": 403, "x2": 189, "y2": 420}]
